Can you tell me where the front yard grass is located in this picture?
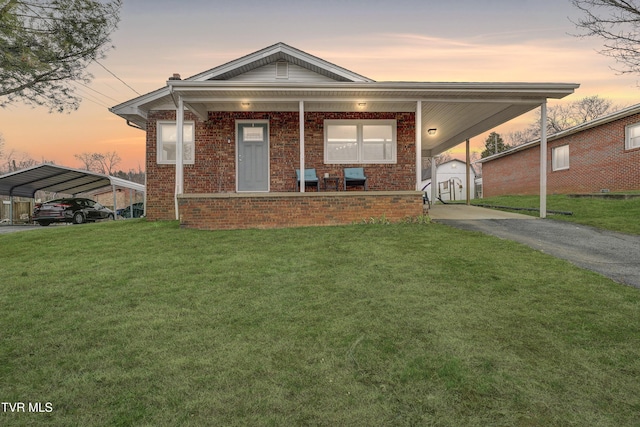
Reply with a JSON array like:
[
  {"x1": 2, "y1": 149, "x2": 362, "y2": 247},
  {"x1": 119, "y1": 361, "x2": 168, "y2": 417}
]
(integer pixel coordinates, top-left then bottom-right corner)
[
  {"x1": 472, "y1": 194, "x2": 640, "y2": 234},
  {"x1": 1, "y1": 219, "x2": 639, "y2": 426}
]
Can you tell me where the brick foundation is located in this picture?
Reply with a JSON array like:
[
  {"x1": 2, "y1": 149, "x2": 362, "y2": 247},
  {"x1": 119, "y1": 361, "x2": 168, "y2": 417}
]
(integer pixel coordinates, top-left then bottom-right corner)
[{"x1": 178, "y1": 191, "x2": 424, "y2": 230}]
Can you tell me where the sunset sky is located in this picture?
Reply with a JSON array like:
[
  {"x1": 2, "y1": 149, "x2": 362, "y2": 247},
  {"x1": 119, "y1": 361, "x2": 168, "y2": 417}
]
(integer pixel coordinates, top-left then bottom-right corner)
[{"x1": 2, "y1": 0, "x2": 640, "y2": 171}]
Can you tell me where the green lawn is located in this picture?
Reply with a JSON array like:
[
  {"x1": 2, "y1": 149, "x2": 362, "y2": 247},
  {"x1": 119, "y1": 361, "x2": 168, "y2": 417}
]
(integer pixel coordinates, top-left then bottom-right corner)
[
  {"x1": 471, "y1": 194, "x2": 640, "y2": 235},
  {"x1": 1, "y1": 220, "x2": 640, "y2": 426}
]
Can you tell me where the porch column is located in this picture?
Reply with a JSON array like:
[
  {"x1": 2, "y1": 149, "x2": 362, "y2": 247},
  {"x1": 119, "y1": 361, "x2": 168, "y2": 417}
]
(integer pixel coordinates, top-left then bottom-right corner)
[
  {"x1": 431, "y1": 157, "x2": 437, "y2": 204},
  {"x1": 416, "y1": 101, "x2": 422, "y2": 190},
  {"x1": 465, "y1": 139, "x2": 471, "y2": 205},
  {"x1": 175, "y1": 96, "x2": 184, "y2": 219},
  {"x1": 540, "y1": 100, "x2": 547, "y2": 219},
  {"x1": 299, "y1": 100, "x2": 305, "y2": 193}
]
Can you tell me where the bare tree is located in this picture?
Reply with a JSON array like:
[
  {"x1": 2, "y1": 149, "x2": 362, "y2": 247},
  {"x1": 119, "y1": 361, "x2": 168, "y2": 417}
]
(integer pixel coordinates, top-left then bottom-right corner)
[
  {"x1": 3, "y1": 148, "x2": 37, "y2": 172},
  {"x1": 571, "y1": 0, "x2": 640, "y2": 75},
  {"x1": 508, "y1": 95, "x2": 616, "y2": 146},
  {"x1": 74, "y1": 150, "x2": 121, "y2": 175},
  {"x1": 74, "y1": 152, "x2": 97, "y2": 171},
  {"x1": 92, "y1": 151, "x2": 121, "y2": 175}
]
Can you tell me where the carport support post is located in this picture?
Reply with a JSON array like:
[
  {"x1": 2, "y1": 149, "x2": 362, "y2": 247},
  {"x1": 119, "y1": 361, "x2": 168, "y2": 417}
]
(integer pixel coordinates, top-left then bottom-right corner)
[
  {"x1": 465, "y1": 139, "x2": 471, "y2": 205},
  {"x1": 540, "y1": 100, "x2": 547, "y2": 219},
  {"x1": 112, "y1": 185, "x2": 117, "y2": 219},
  {"x1": 9, "y1": 196, "x2": 13, "y2": 225}
]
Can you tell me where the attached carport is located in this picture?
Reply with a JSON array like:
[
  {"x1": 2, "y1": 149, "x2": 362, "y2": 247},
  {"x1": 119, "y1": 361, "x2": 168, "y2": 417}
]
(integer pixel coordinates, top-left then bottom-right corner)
[{"x1": 0, "y1": 164, "x2": 145, "y2": 225}]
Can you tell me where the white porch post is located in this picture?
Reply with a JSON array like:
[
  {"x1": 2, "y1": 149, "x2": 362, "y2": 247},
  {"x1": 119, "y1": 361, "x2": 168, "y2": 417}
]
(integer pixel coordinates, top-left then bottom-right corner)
[
  {"x1": 416, "y1": 101, "x2": 422, "y2": 190},
  {"x1": 175, "y1": 96, "x2": 184, "y2": 220},
  {"x1": 299, "y1": 100, "x2": 305, "y2": 193},
  {"x1": 431, "y1": 156, "x2": 437, "y2": 204},
  {"x1": 465, "y1": 139, "x2": 471, "y2": 205},
  {"x1": 540, "y1": 100, "x2": 547, "y2": 219}
]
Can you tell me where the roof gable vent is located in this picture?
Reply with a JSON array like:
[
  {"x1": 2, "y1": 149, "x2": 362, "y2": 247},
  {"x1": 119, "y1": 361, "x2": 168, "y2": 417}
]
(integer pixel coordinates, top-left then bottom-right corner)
[{"x1": 275, "y1": 61, "x2": 289, "y2": 79}]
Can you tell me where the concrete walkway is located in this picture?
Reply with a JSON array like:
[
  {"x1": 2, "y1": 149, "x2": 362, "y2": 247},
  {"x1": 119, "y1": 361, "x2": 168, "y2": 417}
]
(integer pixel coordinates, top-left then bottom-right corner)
[
  {"x1": 428, "y1": 204, "x2": 535, "y2": 220},
  {"x1": 429, "y1": 204, "x2": 640, "y2": 288}
]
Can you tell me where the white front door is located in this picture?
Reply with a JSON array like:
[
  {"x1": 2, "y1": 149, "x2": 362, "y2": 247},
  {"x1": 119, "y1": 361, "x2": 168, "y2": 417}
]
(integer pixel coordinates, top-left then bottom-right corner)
[{"x1": 237, "y1": 123, "x2": 269, "y2": 192}]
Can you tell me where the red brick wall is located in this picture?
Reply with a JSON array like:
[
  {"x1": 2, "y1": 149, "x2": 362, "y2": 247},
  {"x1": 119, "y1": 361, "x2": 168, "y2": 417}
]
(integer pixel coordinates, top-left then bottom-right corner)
[
  {"x1": 146, "y1": 111, "x2": 416, "y2": 220},
  {"x1": 178, "y1": 192, "x2": 424, "y2": 230},
  {"x1": 483, "y1": 113, "x2": 640, "y2": 197}
]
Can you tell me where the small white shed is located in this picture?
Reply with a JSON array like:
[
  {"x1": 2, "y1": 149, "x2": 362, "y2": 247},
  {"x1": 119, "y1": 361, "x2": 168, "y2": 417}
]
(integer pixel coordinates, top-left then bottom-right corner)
[{"x1": 421, "y1": 159, "x2": 478, "y2": 202}]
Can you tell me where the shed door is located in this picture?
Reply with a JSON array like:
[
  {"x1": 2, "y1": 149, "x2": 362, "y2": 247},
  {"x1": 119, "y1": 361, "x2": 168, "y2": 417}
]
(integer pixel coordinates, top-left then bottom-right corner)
[{"x1": 237, "y1": 123, "x2": 269, "y2": 192}]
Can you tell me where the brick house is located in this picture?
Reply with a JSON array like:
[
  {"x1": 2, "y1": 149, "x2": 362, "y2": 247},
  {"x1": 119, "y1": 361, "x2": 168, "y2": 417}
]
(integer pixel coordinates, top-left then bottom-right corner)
[
  {"x1": 109, "y1": 43, "x2": 577, "y2": 229},
  {"x1": 480, "y1": 103, "x2": 640, "y2": 197}
]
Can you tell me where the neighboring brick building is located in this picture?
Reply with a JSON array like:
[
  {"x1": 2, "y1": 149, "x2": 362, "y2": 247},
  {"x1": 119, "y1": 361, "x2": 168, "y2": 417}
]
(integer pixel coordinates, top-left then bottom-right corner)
[
  {"x1": 109, "y1": 42, "x2": 577, "y2": 230},
  {"x1": 480, "y1": 104, "x2": 640, "y2": 197}
]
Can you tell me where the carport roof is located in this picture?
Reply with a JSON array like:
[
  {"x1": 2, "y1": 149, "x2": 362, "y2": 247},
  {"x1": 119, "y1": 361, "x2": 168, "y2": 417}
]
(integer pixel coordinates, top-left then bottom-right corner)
[{"x1": 0, "y1": 164, "x2": 145, "y2": 198}]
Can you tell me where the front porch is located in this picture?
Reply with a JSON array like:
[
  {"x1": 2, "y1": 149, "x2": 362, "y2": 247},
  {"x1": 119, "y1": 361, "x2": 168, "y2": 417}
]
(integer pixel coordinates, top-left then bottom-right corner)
[{"x1": 178, "y1": 190, "x2": 424, "y2": 230}]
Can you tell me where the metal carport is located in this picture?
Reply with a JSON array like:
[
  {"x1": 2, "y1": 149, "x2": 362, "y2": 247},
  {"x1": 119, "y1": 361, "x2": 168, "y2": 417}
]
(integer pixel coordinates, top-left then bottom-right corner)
[{"x1": 0, "y1": 164, "x2": 145, "y2": 225}]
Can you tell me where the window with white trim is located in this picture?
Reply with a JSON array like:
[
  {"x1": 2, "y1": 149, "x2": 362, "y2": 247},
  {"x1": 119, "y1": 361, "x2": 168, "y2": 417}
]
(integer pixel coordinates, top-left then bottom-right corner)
[
  {"x1": 324, "y1": 120, "x2": 396, "y2": 164},
  {"x1": 157, "y1": 121, "x2": 195, "y2": 164},
  {"x1": 552, "y1": 145, "x2": 569, "y2": 171},
  {"x1": 625, "y1": 122, "x2": 640, "y2": 150}
]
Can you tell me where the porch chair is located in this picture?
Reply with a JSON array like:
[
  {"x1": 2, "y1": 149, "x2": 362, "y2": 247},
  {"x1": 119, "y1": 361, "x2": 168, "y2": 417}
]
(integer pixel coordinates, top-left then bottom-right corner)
[
  {"x1": 344, "y1": 167, "x2": 368, "y2": 190},
  {"x1": 295, "y1": 168, "x2": 320, "y2": 191}
]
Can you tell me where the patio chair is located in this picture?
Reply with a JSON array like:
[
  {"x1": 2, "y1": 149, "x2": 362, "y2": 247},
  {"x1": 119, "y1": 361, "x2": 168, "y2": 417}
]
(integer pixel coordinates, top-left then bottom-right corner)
[
  {"x1": 295, "y1": 168, "x2": 320, "y2": 191},
  {"x1": 344, "y1": 167, "x2": 368, "y2": 190}
]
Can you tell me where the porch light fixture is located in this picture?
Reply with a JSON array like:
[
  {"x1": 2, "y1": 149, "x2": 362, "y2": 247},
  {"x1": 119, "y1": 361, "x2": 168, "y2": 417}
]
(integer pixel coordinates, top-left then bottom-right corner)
[
  {"x1": 428, "y1": 128, "x2": 437, "y2": 135},
  {"x1": 241, "y1": 102, "x2": 250, "y2": 107},
  {"x1": 357, "y1": 102, "x2": 367, "y2": 108}
]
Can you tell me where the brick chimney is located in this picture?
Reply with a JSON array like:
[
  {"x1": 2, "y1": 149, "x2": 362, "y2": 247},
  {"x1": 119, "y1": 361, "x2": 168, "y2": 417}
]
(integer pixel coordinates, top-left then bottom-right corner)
[{"x1": 169, "y1": 73, "x2": 181, "y2": 80}]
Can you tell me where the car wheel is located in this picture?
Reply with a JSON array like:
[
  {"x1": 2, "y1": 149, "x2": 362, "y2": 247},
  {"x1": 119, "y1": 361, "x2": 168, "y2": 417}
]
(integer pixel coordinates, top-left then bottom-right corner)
[
  {"x1": 72, "y1": 212, "x2": 85, "y2": 224},
  {"x1": 107, "y1": 214, "x2": 114, "y2": 220},
  {"x1": 37, "y1": 220, "x2": 51, "y2": 226}
]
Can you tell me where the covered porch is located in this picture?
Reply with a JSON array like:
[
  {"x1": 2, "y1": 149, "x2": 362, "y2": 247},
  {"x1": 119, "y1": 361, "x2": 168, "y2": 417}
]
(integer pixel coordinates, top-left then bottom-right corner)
[{"x1": 166, "y1": 82, "x2": 577, "y2": 228}]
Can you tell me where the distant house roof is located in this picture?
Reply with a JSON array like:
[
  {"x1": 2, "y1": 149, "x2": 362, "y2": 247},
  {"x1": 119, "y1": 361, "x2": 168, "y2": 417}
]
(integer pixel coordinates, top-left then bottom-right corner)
[
  {"x1": 479, "y1": 102, "x2": 640, "y2": 163},
  {"x1": 0, "y1": 164, "x2": 145, "y2": 198},
  {"x1": 110, "y1": 42, "x2": 579, "y2": 158}
]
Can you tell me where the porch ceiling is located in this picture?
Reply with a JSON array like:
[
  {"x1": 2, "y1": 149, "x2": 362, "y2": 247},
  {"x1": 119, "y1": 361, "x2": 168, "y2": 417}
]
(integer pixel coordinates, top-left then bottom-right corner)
[{"x1": 111, "y1": 81, "x2": 579, "y2": 156}]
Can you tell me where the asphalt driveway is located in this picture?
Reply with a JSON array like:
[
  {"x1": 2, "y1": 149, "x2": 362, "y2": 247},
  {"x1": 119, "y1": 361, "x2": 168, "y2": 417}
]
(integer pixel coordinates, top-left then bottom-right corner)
[{"x1": 433, "y1": 208, "x2": 640, "y2": 288}]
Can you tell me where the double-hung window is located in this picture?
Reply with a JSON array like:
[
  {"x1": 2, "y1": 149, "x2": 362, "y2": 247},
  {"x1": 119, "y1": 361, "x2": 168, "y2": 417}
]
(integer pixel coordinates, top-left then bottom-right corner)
[
  {"x1": 552, "y1": 145, "x2": 570, "y2": 171},
  {"x1": 324, "y1": 120, "x2": 396, "y2": 164},
  {"x1": 625, "y1": 122, "x2": 640, "y2": 150},
  {"x1": 157, "y1": 121, "x2": 195, "y2": 165}
]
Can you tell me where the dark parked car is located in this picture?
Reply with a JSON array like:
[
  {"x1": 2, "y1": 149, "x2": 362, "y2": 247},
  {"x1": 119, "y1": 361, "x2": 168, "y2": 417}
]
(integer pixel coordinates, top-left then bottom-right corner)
[
  {"x1": 116, "y1": 202, "x2": 145, "y2": 219},
  {"x1": 33, "y1": 198, "x2": 114, "y2": 226}
]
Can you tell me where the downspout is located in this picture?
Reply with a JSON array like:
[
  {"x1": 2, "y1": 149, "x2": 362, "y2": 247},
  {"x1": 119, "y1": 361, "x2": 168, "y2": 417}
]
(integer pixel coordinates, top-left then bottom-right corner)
[
  {"x1": 540, "y1": 100, "x2": 547, "y2": 219},
  {"x1": 126, "y1": 120, "x2": 144, "y2": 131},
  {"x1": 299, "y1": 100, "x2": 305, "y2": 193}
]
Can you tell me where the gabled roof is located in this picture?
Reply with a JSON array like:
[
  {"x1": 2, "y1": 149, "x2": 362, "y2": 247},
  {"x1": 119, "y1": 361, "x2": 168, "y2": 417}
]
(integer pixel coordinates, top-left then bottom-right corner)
[
  {"x1": 110, "y1": 43, "x2": 579, "y2": 157},
  {"x1": 479, "y1": 102, "x2": 640, "y2": 163},
  {"x1": 187, "y1": 42, "x2": 373, "y2": 83},
  {"x1": 0, "y1": 164, "x2": 145, "y2": 198}
]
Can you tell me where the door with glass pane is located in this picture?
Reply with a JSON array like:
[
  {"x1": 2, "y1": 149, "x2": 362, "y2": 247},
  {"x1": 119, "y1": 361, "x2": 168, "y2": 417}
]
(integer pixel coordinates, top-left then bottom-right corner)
[{"x1": 237, "y1": 123, "x2": 269, "y2": 192}]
